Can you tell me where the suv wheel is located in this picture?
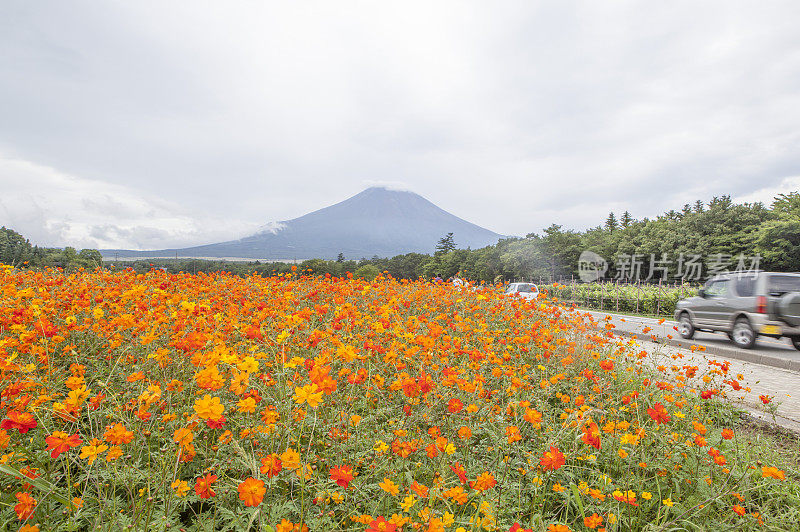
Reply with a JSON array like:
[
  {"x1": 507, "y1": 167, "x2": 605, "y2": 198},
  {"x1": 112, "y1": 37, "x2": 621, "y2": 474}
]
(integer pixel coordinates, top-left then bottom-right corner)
[
  {"x1": 731, "y1": 318, "x2": 756, "y2": 349},
  {"x1": 678, "y1": 313, "x2": 695, "y2": 339}
]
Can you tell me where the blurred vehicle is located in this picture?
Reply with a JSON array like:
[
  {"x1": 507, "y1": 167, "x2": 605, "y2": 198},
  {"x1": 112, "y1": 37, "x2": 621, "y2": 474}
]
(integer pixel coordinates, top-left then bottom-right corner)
[
  {"x1": 504, "y1": 282, "x2": 539, "y2": 301},
  {"x1": 674, "y1": 271, "x2": 800, "y2": 349}
]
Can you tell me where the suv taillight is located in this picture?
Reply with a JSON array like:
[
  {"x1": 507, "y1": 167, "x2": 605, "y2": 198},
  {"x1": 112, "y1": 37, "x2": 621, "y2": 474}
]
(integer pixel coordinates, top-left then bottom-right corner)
[{"x1": 756, "y1": 295, "x2": 767, "y2": 314}]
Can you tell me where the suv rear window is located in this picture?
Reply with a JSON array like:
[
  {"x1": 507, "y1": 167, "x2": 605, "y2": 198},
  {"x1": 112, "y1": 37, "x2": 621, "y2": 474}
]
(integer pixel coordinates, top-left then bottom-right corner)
[
  {"x1": 517, "y1": 284, "x2": 535, "y2": 293},
  {"x1": 734, "y1": 275, "x2": 756, "y2": 297},
  {"x1": 767, "y1": 274, "x2": 800, "y2": 296}
]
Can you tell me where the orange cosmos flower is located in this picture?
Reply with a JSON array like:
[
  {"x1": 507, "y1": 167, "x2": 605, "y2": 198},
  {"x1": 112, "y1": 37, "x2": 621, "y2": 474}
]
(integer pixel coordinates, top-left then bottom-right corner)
[
  {"x1": 722, "y1": 428, "x2": 734, "y2": 440},
  {"x1": 14, "y1": 492, "x2": 37, "y2": 520},
  {"x1": 506, "y1": 426, "x2": 522, "y2": 444},
  {"x1": 103, "y1": 423, "x2": 134, "y2": 445},
  {"x1": 583, "y1": 513, "x2": 603, "y2": 529},
  {"x1": 581, "y1": 421, "x2": 601, "y2": 450},
  {"x1": 540, "y1": 446, "x2": 565, "y2": 471},
  {"x1": 409, "y1": 481, "x2": 429, "y2": 498},
  {"x1": 45, "y1": 431, "x2": 82, "y2": 458},
  {"x1": 330, "y1": 464, "x2": 355, "y2": 489},
  {"x1": 260, "y1": 453, "x2": 283, "y2": 477},
  {"x1": 762, "y1": 466, "x2": 785, "y2": 480},
  {"x1": 195, "y1": 473, "x2": 218, "y2": 498},
  {"x1": 470, "y1": 471, "x2": 497, "y2": 492},
  {"x1": 238, "y1": 477, "x2": 266, "y2": 506},
  {"x1": 524, "y1": 407, "x2": 542, "y2": 428},
  {"x1": 733, "y1": 504, "x2": 746, "y2": 516},
  {"x1": 443, "y1": 486, "x2": 468, "y2": 505}
]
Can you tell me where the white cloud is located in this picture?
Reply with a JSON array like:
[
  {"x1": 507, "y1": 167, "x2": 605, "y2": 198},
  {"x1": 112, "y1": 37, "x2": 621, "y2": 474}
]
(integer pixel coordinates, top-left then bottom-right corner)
[
  {"x1": 1, "y1": 1, "x2": 800, "y2": 246},
  {"x1": 0, "y1": 155, "x2": 259, "y2": 249},
  {"x1": 734, "y1": 176, "x2": 800, "y2": 207}
]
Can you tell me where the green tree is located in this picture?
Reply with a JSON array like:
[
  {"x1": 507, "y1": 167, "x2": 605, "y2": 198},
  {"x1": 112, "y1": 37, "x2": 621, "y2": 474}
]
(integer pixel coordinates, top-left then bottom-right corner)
[
  {"x1": 354, "y1": 264, "x2": 380, "y2": 281},
  {"x1": 620, "y1": 211, "x2": 633, "y2": 228},
  {"x1": 435, "y1": 232, "x2": 456, "y2": 254},
  {"x1": 604, "y1": 213, "x2": 618, "y2": 233},
  {"x1": 78, "y1": 249, "x2": 104, "y2": 269}
]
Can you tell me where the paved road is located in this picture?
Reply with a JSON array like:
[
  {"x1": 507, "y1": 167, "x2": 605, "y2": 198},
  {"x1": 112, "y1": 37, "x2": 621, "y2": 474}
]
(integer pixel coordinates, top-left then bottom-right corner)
[
  {"x1": 582, "y1": 309, "x2": 800, "y2": 367},
  {"x1": 635, "y1": 338, "x2": 800, "y2": 433}
]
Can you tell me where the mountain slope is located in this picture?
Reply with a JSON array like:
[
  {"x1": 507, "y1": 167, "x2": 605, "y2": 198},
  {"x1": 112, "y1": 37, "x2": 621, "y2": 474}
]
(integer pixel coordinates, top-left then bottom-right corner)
[{"x1": 103, "y1": 187, "x2": 503, "y2": 260}]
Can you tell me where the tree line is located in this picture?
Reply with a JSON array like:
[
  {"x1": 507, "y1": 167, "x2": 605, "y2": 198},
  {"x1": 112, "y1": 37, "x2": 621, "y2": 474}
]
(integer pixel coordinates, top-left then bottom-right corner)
[
  {"x1": 0, "y1": 227, "x2": 103, "y2": 270},
  {"x1": 3, "y1": 191, "x2": 799, "y2": 283}
]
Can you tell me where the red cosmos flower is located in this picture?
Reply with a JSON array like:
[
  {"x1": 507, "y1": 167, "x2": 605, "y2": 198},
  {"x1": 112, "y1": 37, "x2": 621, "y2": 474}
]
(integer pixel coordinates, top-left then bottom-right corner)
[
  {"x1": 194, "y1": 473, "x2": 218, "y2": 498},
  {"x1": 539, "y1": 446, "x2": 565, "y2": 471},
  {"x1": 509, "y1": 524, "x2": 533, "y2": 532},
  {"x1": 581, "y1": 421, "x2": 601, "y2": 450},
  {"x1": 14, "y1": 492, "x2": 37, "y2": 520},
  {"x1": 647, "y1": 402, "x2": 671, "y2": 425},
  {"x1": 722, "y1": 429, "x2": 734, "y2": 440},
  {"x1": 599, "y1": 359, "x2": 614, "y2": 371},
  {"x1": 45, "y1": 431, "x2": 82, "y2": 459},
  {"x1": 401, "y1": 379, "x2": 420, "y2": 398},
  {"x1": 260, "y1": 454, "x2": 282, "y2": 477},
  {"x1": 759, "y1": 395, "x2": 771, "y2": 405},
  {"x1": 366, "y1": 516, "x2": 397, "y2": 532},
  {"x1": 205, "y1": 415, "x2": 226, "y2": 429},
  {"x1": 330, "y1": 465, "x2": 354, "y2": 489},
  {"x1": 1, "y1": 411, "x2": 38, "y2": 434},
  {"x1": 450, "y1": 462, "x2": 468, "y2": 483},
  {"x1": 418, "y1": 372, "x2": 434, "y2": 394},
  {"x1": 447, "y1": 398, "x2": 463, "y2": 413}
]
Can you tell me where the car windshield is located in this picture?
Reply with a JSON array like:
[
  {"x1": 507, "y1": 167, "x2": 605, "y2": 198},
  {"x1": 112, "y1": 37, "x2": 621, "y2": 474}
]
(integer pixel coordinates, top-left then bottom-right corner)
[
  {"x1": 516, "y1": 284, "x2": 535, "y2": 293},
  {"x1": 768, "y1": 274, "x2": 800, "y2": 296}
]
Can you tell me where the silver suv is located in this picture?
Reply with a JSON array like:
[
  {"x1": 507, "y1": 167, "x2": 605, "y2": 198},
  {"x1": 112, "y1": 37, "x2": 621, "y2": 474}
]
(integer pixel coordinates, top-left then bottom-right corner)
[{"x1": 674, "y1": 271, "x2": 800, "y2": 349}]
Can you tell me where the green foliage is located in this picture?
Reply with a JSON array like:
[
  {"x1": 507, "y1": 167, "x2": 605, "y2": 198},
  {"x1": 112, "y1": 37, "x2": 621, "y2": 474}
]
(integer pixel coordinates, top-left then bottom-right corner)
[
  {"x1": 354, "y1": 264, "x2": 380, "y2": 281},
  {"x1": 550, "y1": 282, "x2": 699, "y2": 316}
]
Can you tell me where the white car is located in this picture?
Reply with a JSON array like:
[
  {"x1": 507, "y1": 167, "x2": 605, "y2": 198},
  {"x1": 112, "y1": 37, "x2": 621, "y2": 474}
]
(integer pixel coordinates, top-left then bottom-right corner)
[{"x1": 504, "y1": 282, "x2": 539, "y2": 300}]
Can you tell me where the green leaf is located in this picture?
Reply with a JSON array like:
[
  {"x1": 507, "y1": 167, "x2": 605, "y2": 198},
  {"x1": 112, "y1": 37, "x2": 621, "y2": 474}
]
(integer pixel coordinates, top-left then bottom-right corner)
[
  {"x1": 0, "y1": 463, "x2": 72, "y2": 507},
  {"x1": 570, "y1": 483, "x2": 585, "y2": 518}
]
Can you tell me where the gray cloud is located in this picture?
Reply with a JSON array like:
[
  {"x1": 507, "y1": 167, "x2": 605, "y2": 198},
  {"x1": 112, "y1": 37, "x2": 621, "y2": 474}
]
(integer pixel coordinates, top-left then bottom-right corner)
[{"x1": 1, "y1": 1, "x2": 799, "y2": 248}]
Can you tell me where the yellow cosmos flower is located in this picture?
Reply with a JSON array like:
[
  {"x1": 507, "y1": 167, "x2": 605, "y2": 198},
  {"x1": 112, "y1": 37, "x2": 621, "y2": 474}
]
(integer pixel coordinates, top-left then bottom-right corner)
[
  {"x1": 294, "y1": 384, "x2": 323, "y2": 408},
  {"x1": 194, "y1": 395, "x2": 224, "y2": 420}
]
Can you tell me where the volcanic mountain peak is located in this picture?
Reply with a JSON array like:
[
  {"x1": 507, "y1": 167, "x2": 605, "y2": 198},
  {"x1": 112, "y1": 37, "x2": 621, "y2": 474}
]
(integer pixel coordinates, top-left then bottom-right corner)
[{"x1": 102, "y1": 187, "x2": 502, "y2": 260}]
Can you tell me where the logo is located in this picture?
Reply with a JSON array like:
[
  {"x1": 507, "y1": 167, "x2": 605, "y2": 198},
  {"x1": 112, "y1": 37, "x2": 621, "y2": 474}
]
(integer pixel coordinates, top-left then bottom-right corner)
[{"x1": 578, "y1": 250, "x2": 608, "y2": 283}]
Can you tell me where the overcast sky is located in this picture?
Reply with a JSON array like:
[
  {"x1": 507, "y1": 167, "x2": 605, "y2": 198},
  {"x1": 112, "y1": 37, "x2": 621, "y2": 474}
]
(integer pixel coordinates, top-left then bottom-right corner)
[{"x1": 2, "y1": 1, "x2": 800, "y2": 250}]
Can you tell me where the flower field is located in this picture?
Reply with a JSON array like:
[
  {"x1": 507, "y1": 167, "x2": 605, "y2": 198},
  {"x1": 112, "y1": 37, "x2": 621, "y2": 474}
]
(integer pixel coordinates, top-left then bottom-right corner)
[{"x1": 0, "y1": 266, "x2": 797, "y2": 531}]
